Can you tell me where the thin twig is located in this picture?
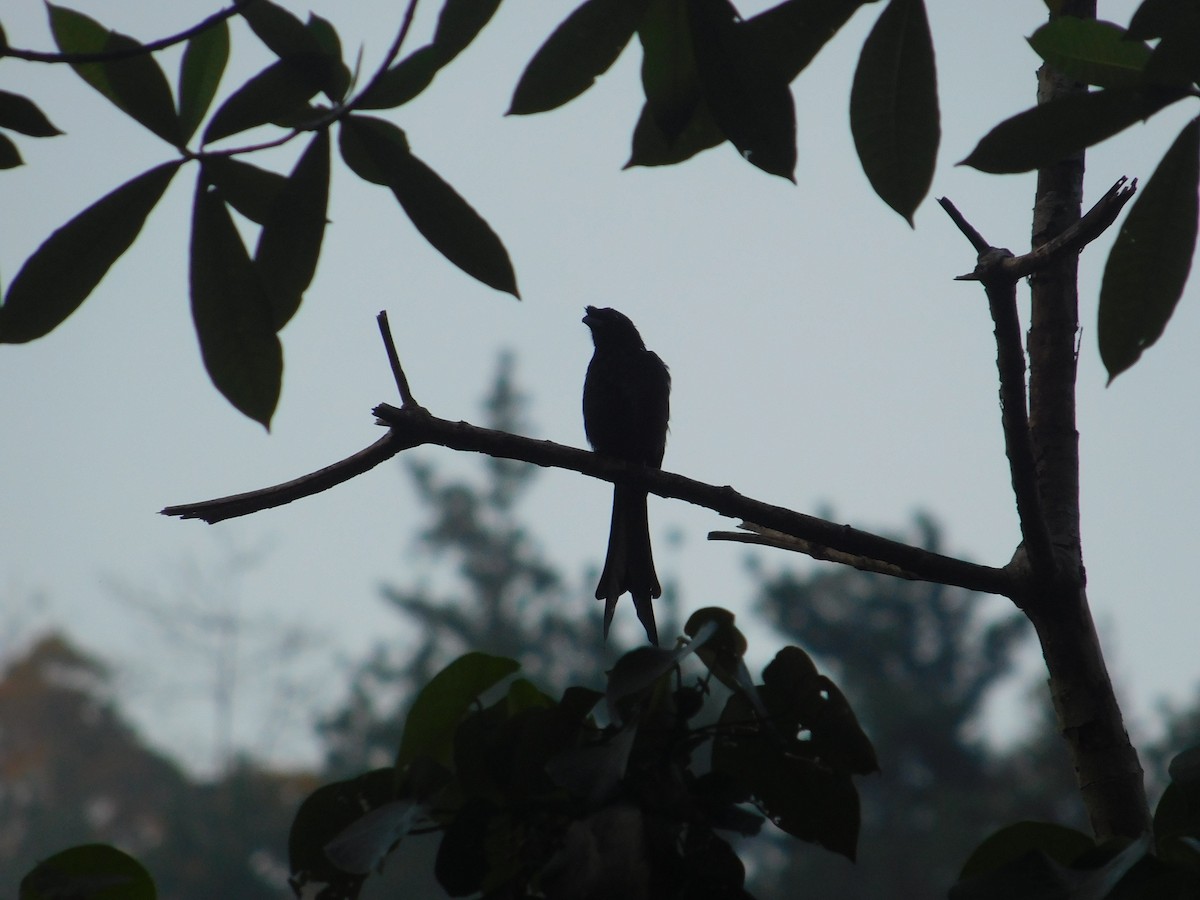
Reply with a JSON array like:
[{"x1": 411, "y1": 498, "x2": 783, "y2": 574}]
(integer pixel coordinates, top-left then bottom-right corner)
[
  {"x1": 161, "y1": 433, "x2": 407, "y2": 523},
  {"x1": 377, "y1": 310, "x2": 423, "y2": 409},
  {"x1": 938, "y1": 197, "x2": 990, "y2": 254},
  {"x1": 710, "y1": 523, "x2": 919, "y2": 581},
  {"x1": 349, "y1": 0, "x2": 422, "y2": 110},
  {"x1": 2, "y1": 0, "x2": 253, "y2": 64},
  {"x1": 941, "y1": 201, "x2": 1057, "y2": 582}
]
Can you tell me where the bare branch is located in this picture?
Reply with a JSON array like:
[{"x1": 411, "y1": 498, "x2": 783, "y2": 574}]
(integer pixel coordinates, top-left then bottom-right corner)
[
  {"x1": 163, "y1": 403, "x2": 1017, "y2": 597},
  {"x1": 942, "y1": 203, "x2": 1057, "y2": 581},
  {"x1": 161, "y1": 433, "x2": 406, "y2": 523}
]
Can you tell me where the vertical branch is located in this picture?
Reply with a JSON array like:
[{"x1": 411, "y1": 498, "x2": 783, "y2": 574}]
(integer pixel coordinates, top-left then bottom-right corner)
[{"x1": 1025, "y1": 0, "x2": 1150, "y2": 840}]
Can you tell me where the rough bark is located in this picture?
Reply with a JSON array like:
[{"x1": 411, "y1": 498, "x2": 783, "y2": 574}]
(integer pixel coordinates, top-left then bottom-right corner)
[{"x1": 1025, "y1": 0, "x2": 1150, "y2": 841}]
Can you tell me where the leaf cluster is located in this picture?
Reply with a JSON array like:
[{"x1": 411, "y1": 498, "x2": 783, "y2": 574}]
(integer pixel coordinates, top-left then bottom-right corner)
[
  {"x1": 0, "y1": 0, "x2": 516, "y2": 428},
  {"x1": 949, "y1": 743, "x2": 1200, "y2": 899},
  {"x1": 286, "y1": 609, "x2": 877, "y2": 900}
]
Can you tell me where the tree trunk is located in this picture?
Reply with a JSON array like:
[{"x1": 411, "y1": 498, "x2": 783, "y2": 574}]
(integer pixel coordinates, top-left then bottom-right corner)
[{"x1": 1024, "y1": 0, "x2": 1150, "y2": 841}]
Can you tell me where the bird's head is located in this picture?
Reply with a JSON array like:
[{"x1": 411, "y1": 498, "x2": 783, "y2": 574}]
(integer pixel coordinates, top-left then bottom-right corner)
[{"x1": 583, "y1": 306, "x2": 645, "y2": 350}]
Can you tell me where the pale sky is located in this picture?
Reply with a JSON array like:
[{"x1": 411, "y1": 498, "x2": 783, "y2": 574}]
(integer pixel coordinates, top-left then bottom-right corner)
[{"x1": 3, "y1": 0, "x2": 1197, "y2": 774}]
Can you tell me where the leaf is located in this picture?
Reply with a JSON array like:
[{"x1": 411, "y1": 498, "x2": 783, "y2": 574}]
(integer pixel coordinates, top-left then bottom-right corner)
[
  {"x1": 638, "y1": 0, "x2": 703, "y2": 144},
  {"x1": 20, "y1": 843, "x2": 155, "y2": 900},
  {"x1": 190, "y1": 170, "x2": 282, "y2": 427},
  {"x1": 203, "y1": 59, "x2": 321, "y2": 143},
  {"x1": 338, "y1": 115, "x2": 409, "y2": 185},
  {"x1": 625, "y1": 97, "x2": 725, "y2": 167},
  {"x1": 688, "y1": 0, "x2": 798, "y2": 180},
  {"x1": 1027, "y1": 18, "x2": 1151, "y2": 89},
  {"x1": 324, "y1": 799, "x2": 420, "y2": 875},
  {"x1": 202, "y1": 157, "x2": 287, "y2": 225},
  {"x1": 435, "y1": 800, "x2": 494, "y2": 895},
  {"x1": 1131, "y1": 1, "x2": 1200, "y2": 86},
  {"x1": 850, "y1": 0, "x2": 938, "y2": 222},
  {"x1": 0, "y1": 163, "x2": 177, "y2": 343},
  {"x1": 431, "y1": 0, "x2": 504, "y2": 60},
  {"x1": 395, "y1": 652, "x2": 520, "y2": 770},
  {"x1": 0, "y1": 90, "x2": 63, "y2": 137},
  {"x1": 1098, "y1": 116, "x2": 1199, "y2": 382},
  {"x1": 957, "y1": 822, "x2": 1095, "y2": 880},
  {"x1": 605, "y1": 645, "x2": 678, "y2": 721},
  {"x1": 240, "y1": 0, "x2": 349, "y2": 99},
  {"x1": 713, "y1": 703, "x2": 861, "y2": 860},
  {"x1": 178, "y1": 19, "x2": 229, "y2": 143},
  {"x1": 961, "y1": 85, "x2": 1183, "y2": 174},
  {"x1": 358, "y1": 0, "x2": 503, "y2": 110},
  {"x1": 288, "y1": 769, "x2": 395, "y2": 899},
  {"x1": 48, "y1": 4, "x2": 183, "y2": 146},
  {"x1": 255, "y1": 131, "x2": 330, "y2": 329},
  {"x1": 0, "y1": 132, "x2": 21, "y2": 169},
  {"x1": 742, "y1": 0, "x2": 870, "y2": 83},
  {"x1": 509, "y1": 0, "x2": 649, "y2": 115},
  {"x1": 357, "y1": 46, "x2": 444, "y2": 110},
  {"x1": 339, "y1": 115, "x2": 520, "y2": 297}
]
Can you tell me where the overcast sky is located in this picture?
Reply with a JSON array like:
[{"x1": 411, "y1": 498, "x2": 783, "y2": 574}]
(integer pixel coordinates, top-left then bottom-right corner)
[{"x1": 3, "y1": 0, "x2": 1197, "y2": 774}]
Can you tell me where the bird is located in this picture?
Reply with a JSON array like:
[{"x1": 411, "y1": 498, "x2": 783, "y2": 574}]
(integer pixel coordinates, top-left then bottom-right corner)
[{"x1": 581, "y1": 306, "x2": 671, "y2": 644}]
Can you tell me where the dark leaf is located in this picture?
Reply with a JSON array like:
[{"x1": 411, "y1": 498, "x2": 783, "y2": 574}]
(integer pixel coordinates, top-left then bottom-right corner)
[
  {"x1": 356, "y1": 46, "x2": 444, "y2": 110},
  {"x1": 1127, "y1": 0, "x2": 1175, "y2": 39},
  {"x1": 685, "y1": 606, "x2": 748, "y2": 691},
  {"x1": 339, "y1": 115, "x2": 519, "y2": 296},
  {"x1": 638, "y1": 0, "x2": 703, "y2": 143},
  {"x1": 1128, "y1": 0, "x2": 1200, "y2": 85},
  {"x1": 435, "y1": 800, "x2": 494, "y2": 896},
  {"x1": 189, "y1": 170, "x2": 282, "y2": 427},
  {"x1": 358, "y1": 0, "x2": 503, "y2": 110},
  {"x1": 395, "y1": 652, "x2": 520, "y2": 770},
  {"x1": 742, "y1": 0, "x2": 869, "y2": 82},
  {"x1": 203, "y1": 156, "x2": 288, "y2": 225},
  {"x1": 605, "y1": 645, "x2": 677, "y2": 720},
  {"x1": 432, "y1": 0, "x2": 504, "y2": 60},
  {"x1": 323, "y1": 799, "x2": 420, "y2": 875},
  {"x1": 0, "y1": 132, "x2": 21, "y2": 169},
  {"x1": 957, "y1": 822, "x2": 1095, "y2": 880},
  {"x1": 688, "y1": 0, "x2": 798, "y2": 180},
  {"x1": 1028, "y1": 18, "x2": 1151, "y2": 89},
  {"x1": 240, "y1": 0, "x2": 349, "y2": 99},
  {"x1": 178, "y1": 19, "x2": 229, "y2": 143},
  {"x1": 1168, "y1": 744, "x2": 1200, "y2": 791},
  {"x1": 339, "y1": 114, "x2": 408, "y2": 185},
  {"x1": 255, "y1": 130, "x2": 330, "y2": 329},
  {"x1": 1098, "y1": 116, "x2": 1199, "y2": 382},
  {"x1": 20, "y1": 843, "x2": 155, "y2": 900},
  {"x1": 305, "y1": 13, "x2": 350, "y2": 98},
  {"x1": 0, "y1": 162, "x2": 177, "y2": 343},
  {"x1": 203, "y1": 59, "x2": 321, "y2": 143},
  {"x1": 961, "y1": 86, "x2": 1183, "y2": 173},
  {"x1": 1155, "y1": 784, "x2": 1197, "y2": 849},
  {"x1": 509, "y1": 0, "x2": 649, "y2": 114},
  {"x1": 625, "y1": 97, "x2": 724, "y2": 167},
  {"x1": 48, "y1": 5, "x2": 183, "y2": 146},
  {"x1": 713, "y1": 713, "x2": 861, "y2": 860},
  {"x1": 288, "y1": 769, "x2": 395, "y2": 899},
  {"x1": 0, "y1": 90, "x2": 63, "y2": 137},
  {"x1": 850, "y1": 0, "x2": 938, "y2": 222}
]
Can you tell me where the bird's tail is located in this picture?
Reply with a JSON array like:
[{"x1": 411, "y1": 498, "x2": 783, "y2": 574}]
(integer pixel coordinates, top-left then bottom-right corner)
[{"x1": 596, "y1": 485, "x2": 661, "y2": 644}]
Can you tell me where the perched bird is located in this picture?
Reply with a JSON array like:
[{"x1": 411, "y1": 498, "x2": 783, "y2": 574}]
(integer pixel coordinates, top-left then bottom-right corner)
[{"x1": 582, "y1": 306, "x2": 671, "y2": 644}]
